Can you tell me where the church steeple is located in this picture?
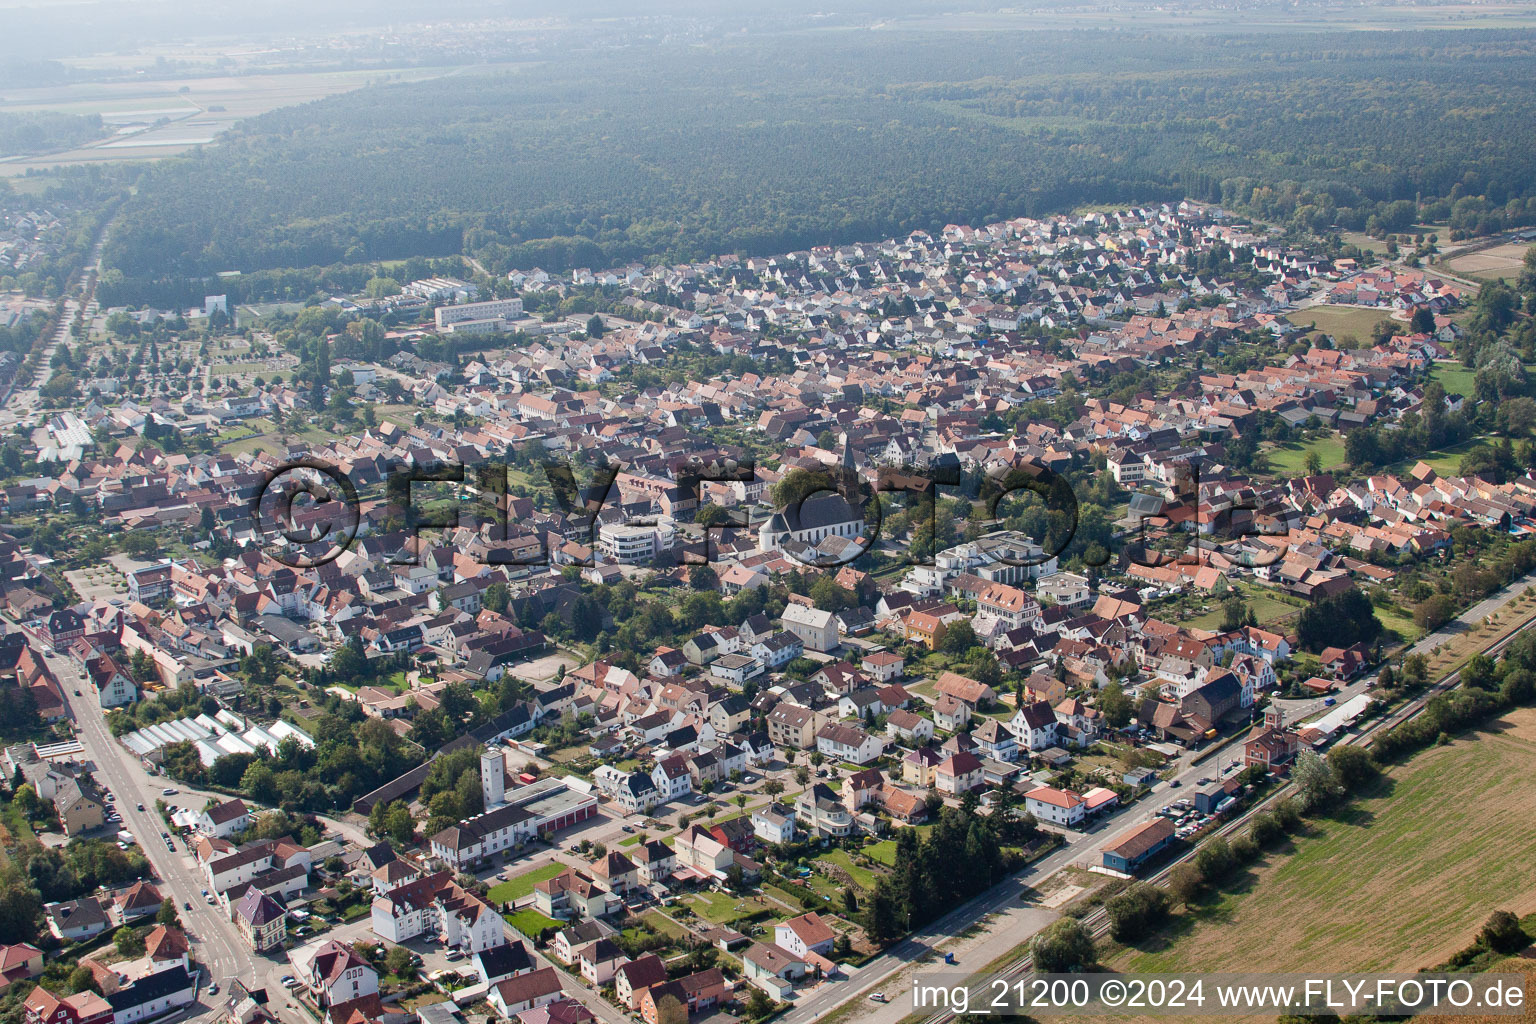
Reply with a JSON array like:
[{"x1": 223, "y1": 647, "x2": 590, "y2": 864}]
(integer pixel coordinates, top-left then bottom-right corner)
[{"x1": 841, "y1": 431, "x2": 856, "y2": 475}]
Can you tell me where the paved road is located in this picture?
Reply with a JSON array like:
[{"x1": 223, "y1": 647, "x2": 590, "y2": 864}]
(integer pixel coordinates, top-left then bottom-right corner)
[
  {"x1": 0, "y1": 227, "x2": 107, "y2": 427},
  {"x1": 48, "y1": 652, "x2": 259, "y2": 1018}
]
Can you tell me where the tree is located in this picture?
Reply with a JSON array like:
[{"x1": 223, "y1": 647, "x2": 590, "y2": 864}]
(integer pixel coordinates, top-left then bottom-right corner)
[
  {"x1": 156, "y1": 900, "x2": 180, "y2": 926},
  {"x1": 794, "y1": 766, "x2": 810, "y2": 788},
  {"x1": 115, "y1": 925, "x2": 145, "y2": 956},
  {"x1": 1098, "y1": 681, "x2": 1131, "y2": 728},
  {"x1": 1292, "y1": 750, "x2": 1342, "y2": 811},
  {"x1": 1304, "y1": 449, "x2": 1323, "y2": 476},
  {"x1": 1030, "y1": 918, "x2": 1096, "y2": 972},
  {"x1": 1480, "y1": 909, "x2": 1528, "y2": 953},
  {"x1": 1105, "y1": 882, "x2": 1170, "y2": 942},
  {"x1": 744, "y1": 986, "x2": 773, "y2": 1021},
  {"x1": 689, "y1": 564, "x2": 719, "y2": 593},
  {"x1": 67, "y1": 965, "x2": 100, "y2": 995},
  {"x1": 385, "y1": 944, "x2": 415, "y2": 977},
  {"x1": 1462, "y1": 652, "x2": 1496, "y2": 689},
  {"x1": 385, "y1": 802, "x2": 415, "y2": 845},
  {"x1": 863, "y1": 883, "x2": 903, "y2": 947},
  {"x1": 483, "y1": 582, "x2": 509, "y2": 613},
  {"x1": 1296, "y1": 587, "x2": 1381, "y2": 653},
  {"x1": 938, "y1": 620, "x2": 978, "y2": 656},
  {"x1": 585, "y1": 315, "x2": 604, "y2": 338},
  {"x1": 1326, "y1": 744, "x2": 1378, "y2": 791},
  {"x1": 1221, "y1": 596, "x2": 1248, "y2": 633},
  {"x1": 1168, "y1": 862, "x2": 1205, "y2": 908}
]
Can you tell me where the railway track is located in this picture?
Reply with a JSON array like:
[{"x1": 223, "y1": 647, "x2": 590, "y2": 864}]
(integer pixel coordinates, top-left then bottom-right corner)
[{"x1": 915, "y1": 604, "x2": 1536, "y2": 1024}]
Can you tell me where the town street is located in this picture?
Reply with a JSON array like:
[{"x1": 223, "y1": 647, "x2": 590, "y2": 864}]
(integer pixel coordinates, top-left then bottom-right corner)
[{"x1": 47, "y1": 651, "x2": 260, "y2": 1019}]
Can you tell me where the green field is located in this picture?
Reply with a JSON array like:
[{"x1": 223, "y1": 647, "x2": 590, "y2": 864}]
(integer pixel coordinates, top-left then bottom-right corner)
[
  {"x1": 1285, "y1": 304, "x2": 1396, "y2": 342},
  {"x1": 642, "y1": 909, "x2": 689, "y2": 939},
  {"x1": 487, "y1": 861, "x2": 567, "y2": 904},
  {"x1": 1185, "y1": 582, "x2": 1300, "y2": 632},
  {"x1": 1265, "y1": 435, "x2": 1349, "y2": 476},
  {"x1": 1389, "y1": 435, "x2": 1496, "y2": 477},
  {"x1": 1429, "y1": 361, "x2": 1480, "y2": 399},
  {"x1": 1116, "y1": 708, "x2": 1536, "y2": 973},
  {"x1": 686, "y1": 889, "x2": 767, "y2": 926},
  {"x1": 819, "y1": 848, "x2": 878, "y2": 889}
]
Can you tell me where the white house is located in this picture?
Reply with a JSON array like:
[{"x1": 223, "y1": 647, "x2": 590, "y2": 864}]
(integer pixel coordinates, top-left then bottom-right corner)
[
  {"x1": 1007, "y1": 700, "x2": 1060, "y2": 752},
  {"x1": 814, "y1": 724, "x2": 883, "y2": 765},
  {"x1": 1024, "y1": 786, "x2": 1086, "y2": 828},
  {"x1": 195, "y1": 799, "x2": 251, "y2": 839},
  {"x1": 781, "y1": 603, "x2": 838, "y2": 653}
]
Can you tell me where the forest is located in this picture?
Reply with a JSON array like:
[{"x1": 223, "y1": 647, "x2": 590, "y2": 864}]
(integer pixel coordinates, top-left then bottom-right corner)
[
  {"x1": 0, "y1": 111, "x2": 104, "y2": 159},
  {"x1": 98, "y1": 28, "x2": 1536, "y2": 304}
]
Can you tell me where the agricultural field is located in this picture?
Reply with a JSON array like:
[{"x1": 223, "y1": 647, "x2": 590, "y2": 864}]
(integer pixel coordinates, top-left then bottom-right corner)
[
  {"x1": 0, "y1": 65, "x2": 467, "y2": 174},
  {"x1": 1446, "y1": 241, "x2": 1534, "y2": 283},
  {"x1": 1114, "y1": 708, "x2": 1536, "y2": 974},
  {"x1": 1285, "y1": 304, "x2": 1396, "y2": 342}
]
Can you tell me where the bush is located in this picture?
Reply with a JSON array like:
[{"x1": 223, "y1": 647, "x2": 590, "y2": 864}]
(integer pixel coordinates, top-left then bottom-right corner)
[
  {"x1": 1480, "y1": 910, "x2": 1529, "y2": 954},
  {"x1": 1105, "y1": 882, "x2": 1171, "y2": 943},
  {"x1": 1031, "y1": 918, "x2": 1096, "y2": 972}
]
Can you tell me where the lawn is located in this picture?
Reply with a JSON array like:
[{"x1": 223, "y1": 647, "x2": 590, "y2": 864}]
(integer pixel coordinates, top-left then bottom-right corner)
[
  {"x1": 686, "y1": 889, "x2": 767, "y2": 926},
  {"x1": 862, "y1": 826, "x2": 935, "y2": 867},
  {"x1": 1185, "y1": 582, "x2": 1299, "y2": 632},
  {"x1": 1429, "y1": 361, "x2": 1479, "y2": 399},
  {"x1": 487, "y1": 862, "x2": 567, "y2": 904},
  {"x1": 642, "y1": 909, "x2": 689, "y2": 939},
  {"x1": 1265, "y1": 435, "x2": 1348, "y2": 476},
  {"x1": 1285, "y1": 304, "x2": 1395, "y2": 342},
  {"x1": 504, "y1": 909, "x2": 561, "y2": 938},
  {"x1": 1388, "y1": 435, "x2": 1496, "y2": 477},
  {"x1": 1375, "y1": 604, "x2": 1423, "y2": 645},
  {"x1": 819, "y1": 848, "x2": 878, "y2": 889},
  {"x1": 1114, "y1": 707, "x2": 1536, "y2": 973}
]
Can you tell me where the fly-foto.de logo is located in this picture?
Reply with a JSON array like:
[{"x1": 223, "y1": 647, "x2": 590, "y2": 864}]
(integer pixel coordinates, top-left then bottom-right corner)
[{"x1": 248, "y1": 454, "x2": 1287, "y2": 572}]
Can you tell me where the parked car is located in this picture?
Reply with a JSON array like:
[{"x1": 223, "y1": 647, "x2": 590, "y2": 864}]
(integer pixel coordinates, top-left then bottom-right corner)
[
  {"x1": 183, "y1": 901, "x2": 192, "y2": 910},
  {"x1": 136, "y1": 803, "x2": 145, "y2": 811},
  {"x1": 161, "y1": 788, "x2": 176, "y2": 796},
  {"x1": 870, "y1": 994, "x2": 888, "y2": 1003},
  {"x1": 208, "y1": 984, "x2": 218, "y2": 996},
  {"x1": 1168, "y1": 779, "x2": 1181, "y2": 788},
  {"x1": 1324, "y1": 697, "x2": 1337, "y2": 706}
]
